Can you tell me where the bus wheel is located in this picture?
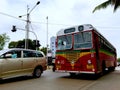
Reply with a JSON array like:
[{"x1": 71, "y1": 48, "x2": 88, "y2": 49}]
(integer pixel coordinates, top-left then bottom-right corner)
[
  {"x1": 52, "y1": 64, "x2": 55, "y2": 72},
  {"x1": 108, "y1": 66, "x2": 115, "y2": 71},
  {"x1": 108, "y1": 63, "x2": 115, "y2": 72},
  {"x1": 111, "y1": 63, "x2": 116, "y2": 71},
  {"x1": 52, "y1": 66, "x2": 55, "y2": 72},
  {"x1": 112, "y1": 66, "x2": 115, "y2": 71},
  {"x1": 101, "y1": 62, "x2": 106, "y2": 75}
]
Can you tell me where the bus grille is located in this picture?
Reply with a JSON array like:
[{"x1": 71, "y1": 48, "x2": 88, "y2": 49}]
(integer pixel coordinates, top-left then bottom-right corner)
[{"x1": 66, "y1": 52, "x2": 80, "y2": 62}]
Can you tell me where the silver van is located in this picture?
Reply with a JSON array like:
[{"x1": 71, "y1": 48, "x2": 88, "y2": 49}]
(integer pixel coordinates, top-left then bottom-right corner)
[{"x1": 0, "y1": 48, "x2": 47, "y2": 79}]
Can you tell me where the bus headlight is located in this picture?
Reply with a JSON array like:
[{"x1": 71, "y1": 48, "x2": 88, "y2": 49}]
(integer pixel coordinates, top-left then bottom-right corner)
[
  {"x1": 57, "y1": 61, "x2": 60, "y2": 64},
  {"x1": 87, "y1": 60, "x2": 92, "y2": 64}
]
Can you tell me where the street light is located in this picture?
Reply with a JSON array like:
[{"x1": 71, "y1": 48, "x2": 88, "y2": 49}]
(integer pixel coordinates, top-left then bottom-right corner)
[{"x1": 19, "y1": 1, "x2": 40, "y2": 49}]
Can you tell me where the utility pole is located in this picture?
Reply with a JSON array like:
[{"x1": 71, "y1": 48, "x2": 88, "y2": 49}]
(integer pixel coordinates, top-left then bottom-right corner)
[
  {"x1": 19, "y1": 1, "x2": 40, "y2": 49},
  {"x1": 26, "y1": 5, "x2": 30, "y2": 49},
  {"x1": 46, "y1": 16, "x2": 48, "y2": 61}
]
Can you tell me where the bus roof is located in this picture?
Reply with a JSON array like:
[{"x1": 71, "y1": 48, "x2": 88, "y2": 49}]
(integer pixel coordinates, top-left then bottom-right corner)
[{"x1": 57, "y1": 24, "x2": 96, "y2": 36}]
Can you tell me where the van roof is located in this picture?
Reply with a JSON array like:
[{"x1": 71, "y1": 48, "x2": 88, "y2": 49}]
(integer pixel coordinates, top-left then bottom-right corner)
[{"x1": 0, "y1": 48, "x2": 44, "y2": 55}]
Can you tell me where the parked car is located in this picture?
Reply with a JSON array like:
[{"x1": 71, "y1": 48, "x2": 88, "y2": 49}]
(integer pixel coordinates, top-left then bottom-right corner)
[{"x1": 0, "y1": 48, "x2": 47, "y2": 79}]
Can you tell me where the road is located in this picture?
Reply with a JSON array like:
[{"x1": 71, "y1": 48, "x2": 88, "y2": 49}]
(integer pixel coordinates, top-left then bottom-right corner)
[{"x1": 0, "y1": 67, "x2": 120, "y2": 90}]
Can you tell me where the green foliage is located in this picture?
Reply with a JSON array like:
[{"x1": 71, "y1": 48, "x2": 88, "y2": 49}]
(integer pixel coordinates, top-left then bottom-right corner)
[
  {"x1": 93, "y1": 0, "x2": 120, "y2": 13},
  {"x1": 117, "y1": 58, "x2": 120, "y2": 62},
  {"x1": 8, "y1": 41, "x2": 18, "y2": 48},
  {"x1": 40, "y1": 47, "x2": 47, "y2": 55},
  {"x1": 8, "y1": 39, "x2": 40, "y2": 50},
  {"x1": 0, "y1": 33, "x2": 10, "y2": 50},
  {"x1": 93, "y1": 1, "x2": 111, "y2": 13},
  {"x1": 9, "y1": 39, "x2": 46, "y2": 55}
]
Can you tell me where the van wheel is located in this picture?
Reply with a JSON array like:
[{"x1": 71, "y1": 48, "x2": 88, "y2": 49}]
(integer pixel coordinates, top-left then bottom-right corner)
[{"x1": 33, "y1": 68, "x2": 42, "y2": 78}]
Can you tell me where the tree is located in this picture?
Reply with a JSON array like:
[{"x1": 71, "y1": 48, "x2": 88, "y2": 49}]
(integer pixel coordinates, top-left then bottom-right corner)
[
  {"x1": 8, "y1": 41, "x2": 18, "y2": 48},
  {"x1": 8, "y1": 39, "x2": 41, "y2": 50},
  {"x1": 16, "y1": 40, "x2": 26, "y2": 48},
  {"x1": 40, "y1": 47, "x2": 47, "y2": 55},
  {"x1": 0, "y1": 33, "x2": 10, "y2": 50},
  {"x1": 93, "y1": 0, "x2": 120, "y2": 13},
  {"x1": 118, "y1": 58, "x2": 120, "y2": 62}
]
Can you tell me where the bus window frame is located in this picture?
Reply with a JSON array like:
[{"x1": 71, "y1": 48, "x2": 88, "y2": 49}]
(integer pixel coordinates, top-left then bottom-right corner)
[
  {"x1": 73, "y1": 31, "x2": 93, "y2": 50},
  {"x1": 56, "y1": 34, "x2": 73, "y2": 50}
]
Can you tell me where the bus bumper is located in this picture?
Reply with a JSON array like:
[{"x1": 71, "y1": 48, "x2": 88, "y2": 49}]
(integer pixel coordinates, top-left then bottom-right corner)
[{"x1": 55, "y1": 70, "x2": 96, "y2": 74}]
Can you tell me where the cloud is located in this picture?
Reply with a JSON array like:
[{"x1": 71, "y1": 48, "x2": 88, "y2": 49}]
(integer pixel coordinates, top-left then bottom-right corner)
[{"x1": 0, "y1": 0, "x2": 120, "y2": 57}]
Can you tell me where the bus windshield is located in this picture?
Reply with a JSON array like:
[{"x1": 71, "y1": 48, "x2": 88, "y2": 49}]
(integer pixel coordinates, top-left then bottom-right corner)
[
  {"x1": 57, "y1": 35, "x2": 72, "y2": 50},
  {"x1": 74, "y1": 32, "x2": 92, "y2": 49}
]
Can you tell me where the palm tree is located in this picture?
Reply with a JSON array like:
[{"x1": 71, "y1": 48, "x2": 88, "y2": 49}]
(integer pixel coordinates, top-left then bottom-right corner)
[{"x1": 93, "y1": 0, "x2": 120, "y2": 13}]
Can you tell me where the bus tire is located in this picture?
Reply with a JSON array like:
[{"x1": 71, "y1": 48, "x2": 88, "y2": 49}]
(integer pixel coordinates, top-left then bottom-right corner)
[
  {"x1": 108, "y1": 62, "x2": 115, "y2": 71},
  {"x1": 111, "y1": 66, "x2": 115, "y2": 71},
  {"x1": 52, "y1": 66, "x2": 55, "y2": 72},
  {"x1": 101, "y1": 61, "x2": 106, "y2": 75},
  {"x1": 52, "y1": 64, "x2": 55, "y2": 72},
  {"x1": 111, "y1": 62, "x2": 116, "y2": 71}
]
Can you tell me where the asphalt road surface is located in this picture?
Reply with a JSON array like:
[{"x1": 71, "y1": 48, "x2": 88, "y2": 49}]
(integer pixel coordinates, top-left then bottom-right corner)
[{"x1": 1, "y1": 67, "x2": 120, "y2": 90}]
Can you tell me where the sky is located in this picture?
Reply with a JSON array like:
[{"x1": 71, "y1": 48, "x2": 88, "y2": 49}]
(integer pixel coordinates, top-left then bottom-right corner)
[{"x1": 0, "y1": 0, "x2": 120, "y2": 58}]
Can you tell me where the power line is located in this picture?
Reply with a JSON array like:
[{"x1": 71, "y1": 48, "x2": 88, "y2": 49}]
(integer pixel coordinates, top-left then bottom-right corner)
[
  {"x1": 95, "y1": 26, "x2": 120, "y2": 29},
  {"x1": 32, "y1": 21, "x2": 120, "y2": 29},
  {"x1": 31, "y1": 21, "x2": 120, "y2": 29},
  {"x1": 31, "y1": 21, "x2": 73, "y2": 26},
  {"x1": 0, "y1": 12, "x2": 26, "y2": 21},
  {"x1": 1, "y1": 12, "x2": 120, "y2": 29}
]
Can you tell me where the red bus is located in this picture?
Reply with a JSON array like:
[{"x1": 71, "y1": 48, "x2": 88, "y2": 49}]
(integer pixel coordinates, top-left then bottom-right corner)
[{"x1": 54, "y1": 24, "x2": 117, "y2": 76}]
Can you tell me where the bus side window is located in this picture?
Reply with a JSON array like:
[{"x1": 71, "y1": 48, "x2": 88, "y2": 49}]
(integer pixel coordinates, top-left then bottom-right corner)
[{"x1": 98, "y1": 38, "x2": 101, "y2": 47}]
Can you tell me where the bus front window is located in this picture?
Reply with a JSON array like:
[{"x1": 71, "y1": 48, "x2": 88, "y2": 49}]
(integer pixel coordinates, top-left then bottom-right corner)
[
  {"x1": 74, "y1": 32, "x2": 92, "y2": 49},
  {"x1": 57, "y1": 35, "x2": 72, "y2": 50}
]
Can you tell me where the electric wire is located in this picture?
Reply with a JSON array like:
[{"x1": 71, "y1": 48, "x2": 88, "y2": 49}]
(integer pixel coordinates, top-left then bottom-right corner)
[
  {"x1": 0, "y1": 12, "x2": 26, "y2": 21},
  {"x1": 1, "y1": 12, "x2": 120, "y2": 30}
]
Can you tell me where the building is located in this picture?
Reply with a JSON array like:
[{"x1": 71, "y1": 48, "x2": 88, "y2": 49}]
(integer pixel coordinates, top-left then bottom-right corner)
[{"x1": 50, "y1": 36, "x2": 56, "y2": 58}]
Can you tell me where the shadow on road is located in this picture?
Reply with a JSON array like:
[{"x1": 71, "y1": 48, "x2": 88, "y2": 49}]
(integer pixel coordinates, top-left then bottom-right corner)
[
  {"x1": 0, "y1": 76, "x2": 34, "y2": 84},
  {"x1": 61, "y1": 70, "x2": 112, "y2": 80},
  {"x1": 61, "y1": 74, "x2": 99, "y2": 80}
]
